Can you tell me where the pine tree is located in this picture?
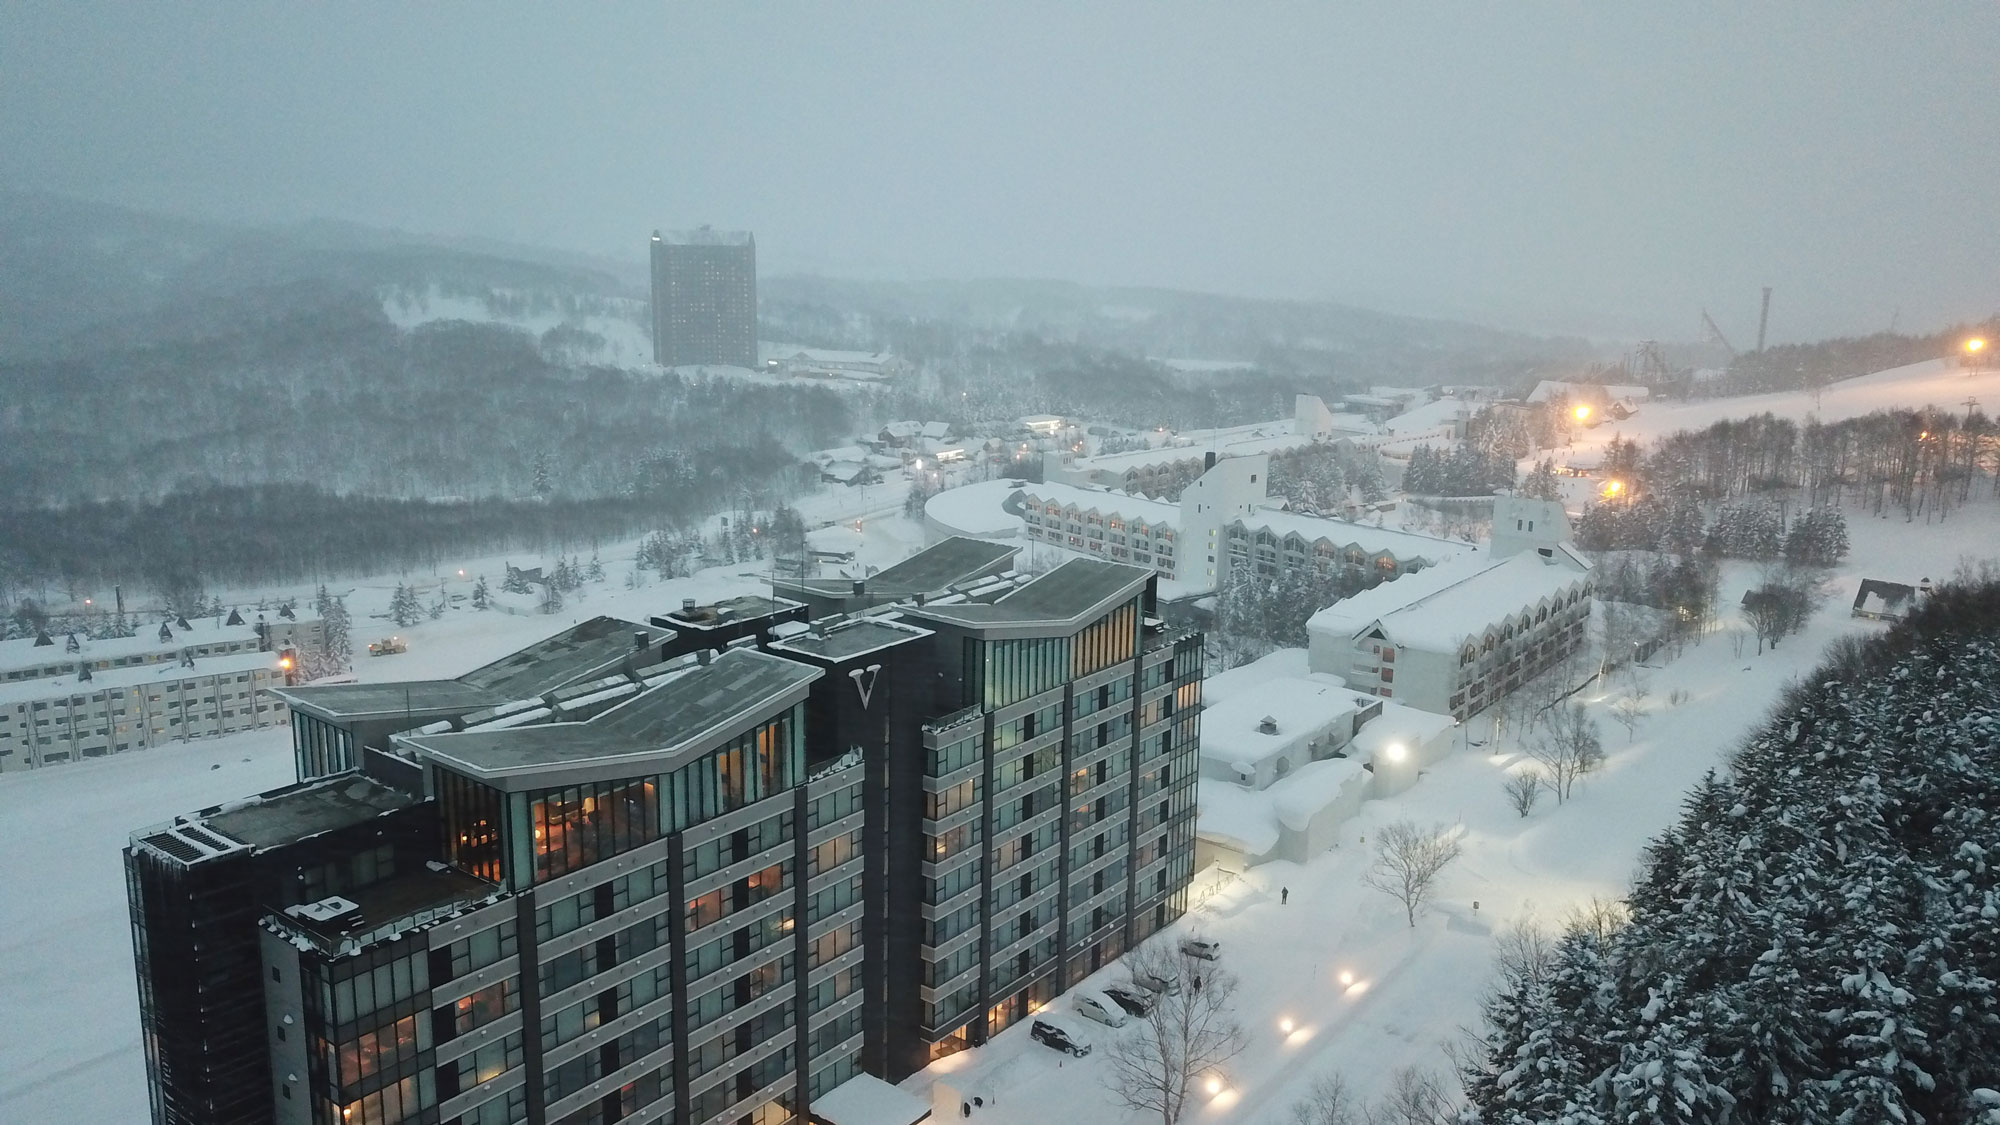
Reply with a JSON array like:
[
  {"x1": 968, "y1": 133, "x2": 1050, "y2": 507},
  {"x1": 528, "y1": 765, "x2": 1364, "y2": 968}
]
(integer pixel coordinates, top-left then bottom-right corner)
[
  {"x1": 1356, "y1": 458, "x2": 1388, "y2": 504},
  {"x1": 471, "y1": 576, "x2": 490, "y2": 609},
  {"x1": 391, "y1": 584, "x2": 423, "y2": 627},
  {"x1": 1522, "y1": 458, "x2": 1562, "y2": 502},
  {"x1": 586, "y1": 553, "x2": 605, "y2": 582},
  {"x1": 429, "y1": 591, "x2": 445, "y2": 620},
  {"x1": 539, "y1": 581, "x2": 564, "y2": 616}
]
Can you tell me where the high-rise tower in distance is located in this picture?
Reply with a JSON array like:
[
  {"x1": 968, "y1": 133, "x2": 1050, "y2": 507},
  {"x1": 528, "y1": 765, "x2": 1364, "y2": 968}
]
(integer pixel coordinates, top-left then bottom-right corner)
[{"x1": 650, "y1": 227, "x2": 757, "y2": 369}]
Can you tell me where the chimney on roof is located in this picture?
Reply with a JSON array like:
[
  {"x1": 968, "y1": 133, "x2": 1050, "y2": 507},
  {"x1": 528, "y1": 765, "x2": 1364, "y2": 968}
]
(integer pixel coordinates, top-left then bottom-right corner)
[
  {"x1": 681, "y1": 598, "x2": 696, "y2": 614},
  {"x1": 1204, "y1": 451, "x2": 1217, "y2": 470},
  {"x1": 633, "y1": 630, "x2": 649, "y2": 652},
  {"x1": 852, "y1": 580, "x2": 867, "y2": 598},
  {"x1": 914, "y1": 592, "x2": 926, "y2": 606},
  {"x1": 1258, "y1": 715, "x2": 1278, "y2": 735},
  {"x1": 696, "y1": 649, "x2": 712, "y2": 666}
]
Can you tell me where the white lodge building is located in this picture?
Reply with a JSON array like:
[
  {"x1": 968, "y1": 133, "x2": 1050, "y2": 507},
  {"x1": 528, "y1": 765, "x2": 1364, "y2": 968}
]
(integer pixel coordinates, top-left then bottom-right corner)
[{"x1": 1307, "y1": 497, "x2": 1594, "y2": 720}]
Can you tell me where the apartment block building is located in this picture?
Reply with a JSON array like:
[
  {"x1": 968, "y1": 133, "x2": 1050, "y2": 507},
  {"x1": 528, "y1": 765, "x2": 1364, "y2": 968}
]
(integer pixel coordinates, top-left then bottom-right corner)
[
  {"x1": 1307, "y1": 497, "x2": 1594, "y2": 720},
  {"x1": 125, "y1": 543, "x2": 1205, "y2": 1125}
]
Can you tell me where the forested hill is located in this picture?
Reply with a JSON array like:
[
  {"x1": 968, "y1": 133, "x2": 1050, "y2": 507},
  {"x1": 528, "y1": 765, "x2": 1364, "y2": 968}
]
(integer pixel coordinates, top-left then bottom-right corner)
[
  {"x1": 1464, "y1": 580, "x2": 2000, "y2": 1123},
  {"x1": 0, "y1": 280, "x2": 852, "y2": 505}
]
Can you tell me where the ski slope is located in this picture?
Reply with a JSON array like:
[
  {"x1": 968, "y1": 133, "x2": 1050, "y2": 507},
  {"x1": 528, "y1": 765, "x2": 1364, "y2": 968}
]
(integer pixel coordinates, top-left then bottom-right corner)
[{"x1": 1571, "y1": 358, "x2": 1995, "y2": 457}]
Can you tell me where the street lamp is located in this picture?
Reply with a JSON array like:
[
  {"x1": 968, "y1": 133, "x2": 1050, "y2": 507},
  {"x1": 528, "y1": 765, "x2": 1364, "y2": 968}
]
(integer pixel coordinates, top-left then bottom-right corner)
[
  {"x1": 1967, "y1": 337, "x2": 1989, "y2": 372},
  {"x1": 1573, "y1": 404, "x2": 1592, "y2": 423}
]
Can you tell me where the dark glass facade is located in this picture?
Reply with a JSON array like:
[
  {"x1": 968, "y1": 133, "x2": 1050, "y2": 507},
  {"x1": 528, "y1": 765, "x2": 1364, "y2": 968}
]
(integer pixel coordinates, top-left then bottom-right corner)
[{"x1": 292, "y1": 712, "x2": 355, "y2": 780}]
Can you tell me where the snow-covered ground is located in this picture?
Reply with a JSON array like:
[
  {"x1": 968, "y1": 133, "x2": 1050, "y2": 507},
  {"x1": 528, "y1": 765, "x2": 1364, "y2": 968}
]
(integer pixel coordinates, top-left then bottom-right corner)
[{"x1": 898, "y1": 501, "x2": 2000, "y2": 1123}]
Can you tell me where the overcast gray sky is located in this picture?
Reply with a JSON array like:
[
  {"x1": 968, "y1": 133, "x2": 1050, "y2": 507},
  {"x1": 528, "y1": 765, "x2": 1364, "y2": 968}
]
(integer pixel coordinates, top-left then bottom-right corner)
[{"x1": 4, "y1": 2, "x2": 1995, "y2": 341}]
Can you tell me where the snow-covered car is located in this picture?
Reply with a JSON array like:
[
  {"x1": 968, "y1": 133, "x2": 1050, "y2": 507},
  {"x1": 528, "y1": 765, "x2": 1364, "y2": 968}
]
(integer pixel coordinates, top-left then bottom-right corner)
[
  {"x1": 1132, "y1": 967, "x2": 1181, "y2": 996},
  {"x1": 1030, "y1": 1020, "x2": 1091, "y2": 1057},
  {"x1": 1072, "y1": 992, "x2": 1129, "y2": 1028},
  {"x1": 1179, "y1": 938, "x2": 1221, "y2": 961},
  {"x1": 1102, "y1": 985, "x2": 1156, "y2": 1017}
]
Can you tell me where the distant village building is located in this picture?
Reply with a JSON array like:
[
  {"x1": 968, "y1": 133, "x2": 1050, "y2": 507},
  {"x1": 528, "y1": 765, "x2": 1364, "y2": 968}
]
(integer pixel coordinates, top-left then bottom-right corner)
[
  {"x1": 1018, "y1": 452, "x2": 1469, "y2": 593},
  {"x1": 0, "y1": 614, "x2": 324, "y2": 771},
  {"x1": 1049, "y1": 395, "x2": 1372, "y2": 494},
  {"x1": 1851, "y1": 578, "x2": 1926, "y2": 621},
  {"x1": 775, "y1": 347, "x2": 911, "y2": 382},
  {"x1": 1307, "y1": 496, "x2": 1594, "y2": 720}
]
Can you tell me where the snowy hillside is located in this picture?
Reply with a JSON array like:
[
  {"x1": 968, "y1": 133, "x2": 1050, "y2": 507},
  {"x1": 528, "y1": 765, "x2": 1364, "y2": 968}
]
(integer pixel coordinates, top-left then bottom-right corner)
[
  {"x1": 1572, "y1": 357, "x2": 1995, "y2": 457},
  {"x1": 381, "y1": 283, "x2": 655, "y2": 368}
]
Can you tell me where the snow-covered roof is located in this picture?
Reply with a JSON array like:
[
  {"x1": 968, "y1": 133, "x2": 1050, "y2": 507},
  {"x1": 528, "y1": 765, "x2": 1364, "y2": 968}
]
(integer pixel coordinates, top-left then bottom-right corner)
[
  {"x1": 1271, "y1": 758, "x2": 1370, "y2": 832},
  {"x1": 1527, "y1": 380, "x2": 1652, "y2": 405},
  {"x1": 1382, "y1": 398, "x2": 1471, "y2": 436},
  {"x1": 0, "y1": 617, "x2": 276, "y2": 673},
  {"x1": 881, "y1": 420, "x2": 922, "y2": 438},
  {"x1": 1018, "y1": 480, "x2": 1181, "y2": 528},
  {"x1": 1199, "y1": 674, "x2": 1357, "y2": 768},
  {"x1": 1349, "y1": 701, "x2": 1456, "y2": 762},
  {"x1": 0, "y1": 650, "x2": 283, "y2": 706},
  {"x1": 1196, "y1": 783, "x2": 1281, "y2": 856},
  {"x1": 778, "y1": 346, "x2": 896, "y2": 365},
  {"x1": 1308, "y1": 547, "x2": 1591, "y2": 652},
  {"x1": 924, "y1": 479, "x2": 1030, "y2": 537},
  {"x1": 809, "y1": 1073, "x2": 929, "y2": 1125},
  {"x1": 920, "y1": 420, "x2": 951, "y2": 439},
  {"x1": 811, "y1": 444, "x2": 870, "y2": 464},
  {"x1": 1231, "y1": 508, "x2": 1475, "y2": 565}
]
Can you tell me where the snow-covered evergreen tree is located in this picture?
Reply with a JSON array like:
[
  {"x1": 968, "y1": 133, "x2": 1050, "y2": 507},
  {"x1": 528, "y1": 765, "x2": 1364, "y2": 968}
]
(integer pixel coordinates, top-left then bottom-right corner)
[
  {"x1": 471, "y1": 576, "x2": 490, "y2": 609},
  {"x1": 390, "y1": 583, "x2": 423, "y2": 627}
]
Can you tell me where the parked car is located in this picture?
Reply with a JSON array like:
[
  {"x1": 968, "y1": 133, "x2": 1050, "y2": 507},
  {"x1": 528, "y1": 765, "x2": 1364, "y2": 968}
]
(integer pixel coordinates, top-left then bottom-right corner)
[
  {"x1": 1030, "y1": 1020, "x2": 1091, "y2": 1057},
  {"x1": 1132, "y1": 966, "x2": 1181, "y2": 996},
  {"x1": 1179, "y1": 938, "x2": 1221, "y2": 961},
  {"x1": 1072, "y1": 992, "x2": 1129, "y2": 1028},
  {"x1": 1103, "y1": 985, "x2": 1156, "y2": 1017}
]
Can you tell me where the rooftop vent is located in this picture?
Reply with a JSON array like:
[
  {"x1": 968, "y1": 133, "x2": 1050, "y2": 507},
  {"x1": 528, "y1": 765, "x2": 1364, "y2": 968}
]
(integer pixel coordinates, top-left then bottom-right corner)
[
  {"x1": 285, "y1": 896, "x2": 362, "y2": 926},
  {"x1": 682, "y1": 598, "x2": 697, "y2": 614},
  {"x1": 1257, "y1": 716, "x2": 1279, "y2": 735},
  {"x1": 852, "y1": 580, "x2": 867, "y2": 597},
  {"x1": 633, "y1": 630, "x2": 649, "y2": 652}
]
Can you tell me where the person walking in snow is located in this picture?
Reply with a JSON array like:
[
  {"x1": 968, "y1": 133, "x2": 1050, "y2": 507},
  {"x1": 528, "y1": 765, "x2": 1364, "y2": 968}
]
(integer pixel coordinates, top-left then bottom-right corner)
[{"x1": 1281, "y1": 886, "x2": 1289, "y2": 905}]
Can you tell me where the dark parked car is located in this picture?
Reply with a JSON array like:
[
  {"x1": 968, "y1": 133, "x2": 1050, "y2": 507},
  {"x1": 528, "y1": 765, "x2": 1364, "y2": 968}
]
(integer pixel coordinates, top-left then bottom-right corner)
[
  {"x1": 1103, "y1": 985, "x2": 1156, "y2": 1017},
  {"x1": 1030, "y1": 1019, "x2": 1091, "y2": 1057}
]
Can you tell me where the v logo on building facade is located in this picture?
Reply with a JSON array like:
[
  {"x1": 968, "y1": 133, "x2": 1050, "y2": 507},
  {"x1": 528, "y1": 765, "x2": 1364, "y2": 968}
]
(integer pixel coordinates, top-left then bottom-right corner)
[{"x1": 849, "y1": 664, "x2": 883, "y2": 709}]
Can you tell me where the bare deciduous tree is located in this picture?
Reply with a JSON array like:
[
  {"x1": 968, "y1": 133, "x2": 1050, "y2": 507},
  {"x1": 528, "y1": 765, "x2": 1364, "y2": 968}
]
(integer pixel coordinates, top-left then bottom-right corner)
[
  {"x1": 1107, "y1": 942, "x2": 1247, "y2": 1125},
  {"x1": 1491, "y1": 917, "x2": 1554, "y2": 987},
  {"x1": 1289, "y1": 1071, "x2": 1359, "y2": 1125},
  {"x1": 1526, "y1": 704, "x2": 1603, "y2": 803},
  {"x1": 1362, "y1": 820, "x2": 1463, "y2": 927},
  {"x1": 1503, "y1": 769, "x2": 1542, "y2": 817},
  {"x1": 1561, "y1": 895, "x2": 1630, "y2": 945},
  {"x1": 1610, "y1": 693, "x2": 1646, "y2": 741},
  {"x1": 1369, "y1": 1066, "x2": 1460, "y2": 1125}
]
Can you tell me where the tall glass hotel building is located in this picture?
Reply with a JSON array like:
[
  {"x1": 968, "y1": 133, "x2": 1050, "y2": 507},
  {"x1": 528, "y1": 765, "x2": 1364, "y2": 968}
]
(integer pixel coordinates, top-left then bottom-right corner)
[{"x1": 126, "y1": 541, "x2": 1202, "y2": 1125}]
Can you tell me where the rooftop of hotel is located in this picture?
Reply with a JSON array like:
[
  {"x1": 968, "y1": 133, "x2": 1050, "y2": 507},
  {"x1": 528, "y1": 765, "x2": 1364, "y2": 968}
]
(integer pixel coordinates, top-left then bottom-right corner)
[
  {"x1": 656, "y1": 594, "x2": 802, "y2": 630},
  {"x1": 906, "y1": 558, "x2": 1150, "y2": 630},
  {"x1": 274, "y1": 616, "x2": 660, "y2": 720},
  {"x1": 767, "y1": 615, "x2": 935, "y2": 663},
  {"x1": 398, "y1": 648, "x2": 822, "y2": 786},
  {"x1": 131, "y1": 774, "x2": 421, "y2": 866},
  {"x1": 270, "y1": 865, "x2": 498, "y2": 955}
]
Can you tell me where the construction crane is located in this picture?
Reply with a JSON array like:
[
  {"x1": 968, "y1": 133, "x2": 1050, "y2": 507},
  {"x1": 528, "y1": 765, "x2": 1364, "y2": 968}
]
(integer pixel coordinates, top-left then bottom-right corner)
[
  {"x1": 1701, "y1": 309, "x2": 1738, "y2": 358},
  {"x1": 1756, "y1": 287, "x2": 1772, "y2": 352}
]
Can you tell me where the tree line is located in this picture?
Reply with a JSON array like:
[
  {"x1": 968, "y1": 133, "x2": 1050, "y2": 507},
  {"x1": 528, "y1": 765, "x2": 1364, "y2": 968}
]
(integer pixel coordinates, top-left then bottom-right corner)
[{"x1": 1462, "y1": 577, "x2": 2000, "y2": 1123}]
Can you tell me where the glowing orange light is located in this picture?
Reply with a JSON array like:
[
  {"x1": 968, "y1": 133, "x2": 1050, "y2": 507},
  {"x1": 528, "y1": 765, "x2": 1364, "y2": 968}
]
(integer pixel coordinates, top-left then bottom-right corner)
[
  {"x1": 278, "y1": 656, "x2": 293, "y2": 670},
  {"x1": 1968, "y1": 338, "x2": 1987, "y2": 355},
  {"x1": 1601, "y1": 480, "x2": 1624, "y2": 498},
  {"x1": 1573, "y1": 404, "x2": 1592, "y2": 422}
]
